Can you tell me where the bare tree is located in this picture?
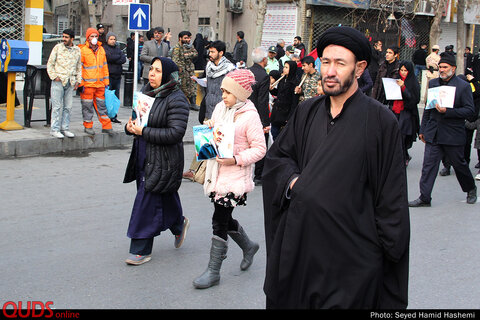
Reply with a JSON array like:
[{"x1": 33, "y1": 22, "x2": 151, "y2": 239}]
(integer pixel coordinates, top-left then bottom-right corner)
[
  {"x1": 428, "y1": 0, "x2": 447, "y2": 48},
  {"x1": 253, "y1": 0, "x2": 267, "y2": 48},
  {"x1": 178, "y1": 0, "x2": 190, "y2": 31},
  {"x1": 348, "y1": 0, "x2": 416, "y2": 32},
  {"x1": 456, "y1": 0, "x2": 466, "y2": 74},
  {"x1": 79, "y1": 0, "x2": 91, "y2": 36}
]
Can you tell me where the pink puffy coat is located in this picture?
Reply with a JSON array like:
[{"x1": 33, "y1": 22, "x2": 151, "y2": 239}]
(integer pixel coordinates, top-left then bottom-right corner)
[{"x1": 210, "y1": 100, "x2": 267, "y2": 196}]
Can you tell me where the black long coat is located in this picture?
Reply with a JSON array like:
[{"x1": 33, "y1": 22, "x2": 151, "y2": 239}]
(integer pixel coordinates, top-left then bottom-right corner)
[
  {"x1": 262, "y1": 91, "x2": 410, "y2": 309},
  {"x1": 248, "y1": 63, "x2": 270, "y2": 127},
  {"x1": 124, "y1": 88, "x2": 190, "y2": 193}
]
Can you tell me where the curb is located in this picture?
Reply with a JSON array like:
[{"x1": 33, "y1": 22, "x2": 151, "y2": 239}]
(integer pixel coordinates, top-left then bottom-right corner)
[{"x1": 0, "y1": 131, "x2": 134, "y2": 158}]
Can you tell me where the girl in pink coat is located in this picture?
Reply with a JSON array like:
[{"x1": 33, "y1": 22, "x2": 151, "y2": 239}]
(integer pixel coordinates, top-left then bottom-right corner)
[{"x1": 193, "y1": 69, "x2": 267, "y2": 289}]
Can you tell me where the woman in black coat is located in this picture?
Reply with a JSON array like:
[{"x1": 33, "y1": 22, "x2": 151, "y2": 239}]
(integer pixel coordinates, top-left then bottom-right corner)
[
  {"x1": 270, "y1": 60, "x2": 299, "y2": 140},
  {"x1": 123, "y1": 57, "x2": 190, "y2": 265},
  {"x1": 392, "y1": 60, "x2": 420, "y2": 165}
]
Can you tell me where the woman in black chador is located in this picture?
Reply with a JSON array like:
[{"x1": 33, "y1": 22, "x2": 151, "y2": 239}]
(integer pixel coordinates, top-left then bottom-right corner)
[
  {"x1": 269, "y1": 60, "x2": 299, "y2": 140},
  {"x1": 391, "y1": 60, "x2": 420, "y2": 165}
]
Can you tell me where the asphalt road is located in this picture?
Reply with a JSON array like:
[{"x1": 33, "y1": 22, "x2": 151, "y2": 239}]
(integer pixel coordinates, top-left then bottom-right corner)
[{"x1": 0, "y1": 141, "x2": 479, "y2": 309}]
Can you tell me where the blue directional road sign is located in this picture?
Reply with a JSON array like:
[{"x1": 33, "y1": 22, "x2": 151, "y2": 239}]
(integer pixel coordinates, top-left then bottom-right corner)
[{"x1": 128, "y1": 3, "x2": 150, "y2": 31}]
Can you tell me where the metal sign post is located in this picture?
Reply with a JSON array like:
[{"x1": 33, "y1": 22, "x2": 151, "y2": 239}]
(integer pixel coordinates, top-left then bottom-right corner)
[{"x1": 128, "y1": 1, "x2": 150, "y2": 95}]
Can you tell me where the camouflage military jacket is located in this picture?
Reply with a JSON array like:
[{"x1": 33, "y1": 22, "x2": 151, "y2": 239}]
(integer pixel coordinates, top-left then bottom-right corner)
[
  {"x1": 171, "y1": 42, "x2": 198, "y2": 74},
  {"x1": 46, "y1": 43, "x2": 82, "y2": 86},
  {"x1": 299, "y1": 70, "x2": 321, "y2": 101}
]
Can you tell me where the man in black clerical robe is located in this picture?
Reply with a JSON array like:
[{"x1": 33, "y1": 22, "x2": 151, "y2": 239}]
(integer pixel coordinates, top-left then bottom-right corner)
[{"x1": 262, "y1": 26, "x2": 410, "y2": 309}]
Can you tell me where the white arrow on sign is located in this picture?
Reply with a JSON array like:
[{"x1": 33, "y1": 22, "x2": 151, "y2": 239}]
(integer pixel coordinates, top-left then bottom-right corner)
[{"x1": 133, "y1": 7, "x2": 146, "y2": 28}]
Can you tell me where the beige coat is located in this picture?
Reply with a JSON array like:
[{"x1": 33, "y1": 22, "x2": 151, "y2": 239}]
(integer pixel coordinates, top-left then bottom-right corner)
[{"x1": 426, "y1": 52, "x2": 440, "y2": 79}]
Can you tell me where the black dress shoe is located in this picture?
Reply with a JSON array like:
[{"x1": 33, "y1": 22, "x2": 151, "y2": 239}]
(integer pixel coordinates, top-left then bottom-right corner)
[
  {"x1": 467, "y1": 187, "x2": 477, "y2": 204},
  {"x1": 408, "y1": 198, "x2": 431, "y2": 207},
  {"x1": 111, "y1": 117, "x2": 121, "y2": 124},
  {"x1": 439, "y1": 167, "x2": 450, "y2": 176}
]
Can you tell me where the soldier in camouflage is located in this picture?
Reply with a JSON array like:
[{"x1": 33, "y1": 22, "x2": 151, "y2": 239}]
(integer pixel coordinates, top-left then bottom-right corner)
[
  {"x1": 171, "y1": 31, "x2": 199, "y2": 111},
  {"x1": 295, "y1": 55, "x2": 321, "y2": 102}
]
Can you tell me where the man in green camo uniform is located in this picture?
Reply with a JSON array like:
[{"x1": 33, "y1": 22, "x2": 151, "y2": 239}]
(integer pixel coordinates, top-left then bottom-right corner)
[
  {"x1": 172, "y1": 31, "x2": 199, "y2": 111},
  {"x1": 295, "y1": 55, "x2": 321, "y2": 102}
]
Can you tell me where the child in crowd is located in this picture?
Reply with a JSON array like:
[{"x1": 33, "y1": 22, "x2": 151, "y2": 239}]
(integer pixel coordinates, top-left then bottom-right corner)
[{"x1": 193, "y1": 69, "x2": 267, "y2": 289}]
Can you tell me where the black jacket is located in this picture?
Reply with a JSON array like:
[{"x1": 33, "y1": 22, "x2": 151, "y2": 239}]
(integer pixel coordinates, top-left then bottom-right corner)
[
  {"x1": 249, "y1": 63, "x2": 270, "y2": 127},
  {"x1": 420, "y1": 75, "x2": 475, "y2": 146},
  {"x1": 412, "y1": 49, "x2": 427, "y2": 66},
  {"x1": 368, "y1": 47, "x2": 382, "y2": 77},
  {"x1": 371, "y1": 59, "x2": 400, "y2": 105},
  {"x1": 104, "y1": 43, "x2": 126, "y2": 80},
  {"x1": 124, "y1": 88, "x2": 190, "y2": 193}
]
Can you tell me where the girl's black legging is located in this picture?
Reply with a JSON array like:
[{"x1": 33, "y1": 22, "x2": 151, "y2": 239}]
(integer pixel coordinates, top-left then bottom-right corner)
[{"x1": 212, "y1": 202, "x2": 239, "y2": 241}]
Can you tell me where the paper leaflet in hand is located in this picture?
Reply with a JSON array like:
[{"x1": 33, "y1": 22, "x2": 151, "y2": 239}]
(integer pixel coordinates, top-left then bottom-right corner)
[
  {"x1": 425, "y1": 86, "x2": 456, "y2": 110},
  {"x1": 191, "y1": 76, "x2": 207, "y2": 87},
  {"x1": 382, "y1": 78, "x2": 402, "y2": 100},
  {"x1": 133, "y1": 92, "x2": 155, "y2": 127},
  {"x1": 193, "y1": 124, "x2": 235, "y2": 161}
]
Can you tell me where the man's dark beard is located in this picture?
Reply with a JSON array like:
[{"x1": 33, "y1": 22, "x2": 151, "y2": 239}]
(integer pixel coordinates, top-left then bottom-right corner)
[{"x1": 322, "y1": 68, "x2": 356, "y2": 96}]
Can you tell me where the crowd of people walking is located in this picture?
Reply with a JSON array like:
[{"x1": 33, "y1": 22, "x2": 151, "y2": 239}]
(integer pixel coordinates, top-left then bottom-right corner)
[{"x1": 45, "y1": 22, "x2": 479, "y2": 309}]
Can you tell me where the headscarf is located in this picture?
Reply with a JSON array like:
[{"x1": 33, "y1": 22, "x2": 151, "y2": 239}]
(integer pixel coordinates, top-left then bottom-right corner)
[
  {"x1": 392, "y1": 61, "x2": 420, "y2": 114},
  {"x1": 193, "y1": 33, "x2": 207, "y2": 70},
  {"x1": 316, "y1": 26, "x2": 371, "y2": 67},
  {"x1": 142, "y1": 57, "x2": 180, "y2": 98},
  {"x1": 283, "y1": 60, "x2": 298, "y2": 83}
]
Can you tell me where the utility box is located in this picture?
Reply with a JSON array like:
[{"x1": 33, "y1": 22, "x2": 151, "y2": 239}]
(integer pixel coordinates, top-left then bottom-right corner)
[{"x1": 0, "y1": 39, "x2": 29, "y2": 72}]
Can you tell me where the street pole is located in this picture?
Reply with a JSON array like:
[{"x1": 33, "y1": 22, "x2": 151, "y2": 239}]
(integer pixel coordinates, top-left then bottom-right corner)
[
  {"x1": 134, "y1": 30, "x2": 138, "y2": 95},
  {"x1": 133, "y1": 0, "x2": 139, "y2": 95}
]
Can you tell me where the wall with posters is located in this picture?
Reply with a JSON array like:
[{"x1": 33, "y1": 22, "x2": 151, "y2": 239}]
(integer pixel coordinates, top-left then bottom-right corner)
[{"x1": 260, "y1": 3, "x2": 298, "y2": 50}]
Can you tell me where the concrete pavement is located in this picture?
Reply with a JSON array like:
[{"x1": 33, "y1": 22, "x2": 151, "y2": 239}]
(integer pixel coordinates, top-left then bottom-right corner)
[{"x1": 0, "y1": 79, "x2": 197, "y2": 159}]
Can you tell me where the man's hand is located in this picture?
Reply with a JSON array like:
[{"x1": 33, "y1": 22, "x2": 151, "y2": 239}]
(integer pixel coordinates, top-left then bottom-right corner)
[
  {"x1": 435, "y1": 103, "x2": 446, "y2": 113},
  {"x1": 289, "y1": 177, "x2": 298, "y2": 190},
  {"x1": 419, "y1": 134, "x2": 425, "y2": 143}
]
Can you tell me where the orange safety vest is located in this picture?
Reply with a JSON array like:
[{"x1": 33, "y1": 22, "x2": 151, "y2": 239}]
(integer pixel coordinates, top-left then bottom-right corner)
[{"x1": 79, "y1": 42, "x2": 110, "y2": 88}]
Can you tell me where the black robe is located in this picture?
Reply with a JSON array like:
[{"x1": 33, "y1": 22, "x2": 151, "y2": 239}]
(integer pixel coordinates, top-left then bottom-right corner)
[{"x1": 262, "y1": 90, "x2": 410, "y2": 309}]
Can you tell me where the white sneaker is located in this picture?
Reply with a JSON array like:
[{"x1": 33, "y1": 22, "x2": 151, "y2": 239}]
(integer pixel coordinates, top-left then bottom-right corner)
[
  {"x1": 475, "y1": 173, "x2": 480, "y2": 181},
  {"x1": 62, "y1": 130, "x2": 75, "y2": 138},
  {"x1": 51, "y1": 131, "x2": 64, "y2": 139}
]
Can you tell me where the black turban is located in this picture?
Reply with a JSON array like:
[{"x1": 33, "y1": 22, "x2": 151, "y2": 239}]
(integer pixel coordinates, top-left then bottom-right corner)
[
  {"x1": 439, "y1": 52, "x2": 456, "y2": 67},
  {"x1": 316, "y1": 26, "x2": 371, "y2": 67}
]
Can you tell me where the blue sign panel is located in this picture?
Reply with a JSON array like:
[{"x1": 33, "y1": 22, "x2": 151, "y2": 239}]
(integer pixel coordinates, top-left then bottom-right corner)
[{"x1": 128, "y1": 3, "x2": 150, "y2": 31}]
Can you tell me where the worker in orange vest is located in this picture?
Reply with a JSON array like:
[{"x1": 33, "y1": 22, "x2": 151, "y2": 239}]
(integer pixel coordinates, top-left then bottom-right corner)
[{"x1": 78, "y1": 27, "x2": 113, "y2": 135}]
